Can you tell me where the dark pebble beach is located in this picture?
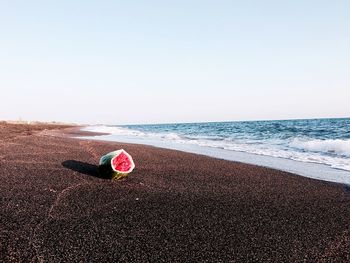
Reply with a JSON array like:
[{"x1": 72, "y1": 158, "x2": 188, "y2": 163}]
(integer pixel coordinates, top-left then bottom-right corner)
[{"x1": 0, "y1": 122, "x2": 349, "y2": 262}]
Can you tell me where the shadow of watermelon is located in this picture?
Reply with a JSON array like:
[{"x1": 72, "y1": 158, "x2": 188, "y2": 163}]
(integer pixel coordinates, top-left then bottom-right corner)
[{"x1": 62, "y1": 160, "x2": 109, "y2": 179}]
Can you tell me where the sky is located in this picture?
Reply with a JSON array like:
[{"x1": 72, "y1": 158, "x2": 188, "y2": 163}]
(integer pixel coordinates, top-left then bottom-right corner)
[{"x1": 0, "y1": 1, "x2": 349, "y2": 125}]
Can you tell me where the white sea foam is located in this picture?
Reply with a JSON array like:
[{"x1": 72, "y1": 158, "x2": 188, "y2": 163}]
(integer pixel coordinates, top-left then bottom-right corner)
[
  {"x1": 85, "y1": 125, "x2": 146, "y2": 137},
  {"x1": 183, "y1": 138, "x2": 350, "y2": 171},
  {"x1": 85, "y1": 126, "x2": 183, "y2": 140},
  {"x1": 290, "y1": 138, "x2": 350, "y2": 157},
  {"x1": 163, "y1": 133, "x2": 182, "y2": 140}
]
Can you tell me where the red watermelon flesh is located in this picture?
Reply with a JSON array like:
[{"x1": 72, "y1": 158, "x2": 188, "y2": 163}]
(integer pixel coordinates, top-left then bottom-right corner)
[{"x1": 112, "y1": 151, "x2": 133, "y2": 172}]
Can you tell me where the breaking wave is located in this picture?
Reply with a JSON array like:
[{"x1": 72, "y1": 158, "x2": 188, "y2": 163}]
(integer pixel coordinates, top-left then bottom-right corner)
[{"x1": 290, "y1": 138, "x2": 350, "y2": 157}]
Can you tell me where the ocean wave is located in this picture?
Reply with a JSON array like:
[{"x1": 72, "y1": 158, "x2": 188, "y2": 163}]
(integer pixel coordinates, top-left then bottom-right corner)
[
  {"x1": 162, "y1": 133, "x2": 182, "y2": 140},
  {"x1": 290, "y1": 138, "x2": 350, "y2": 157},
  {"x1": 180, "y1": 138, "x2": 350, "y2": 171},
  {"x1": 84, "y1": 125, "x2": 145, "y2": 136},
  {"x1": 84, "y1": 126, "x2": 183, "y2": 140}
]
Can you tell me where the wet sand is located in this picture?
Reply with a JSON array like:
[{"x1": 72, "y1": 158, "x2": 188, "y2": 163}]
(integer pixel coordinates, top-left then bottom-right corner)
[{"x1": 0, "y1": 122, "x2": 349, "y2": 262}]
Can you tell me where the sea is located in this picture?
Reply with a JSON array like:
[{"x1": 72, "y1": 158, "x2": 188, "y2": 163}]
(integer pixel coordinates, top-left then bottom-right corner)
[{"x1": 83, "y1": 118, "x2": 350, "y2": 185}]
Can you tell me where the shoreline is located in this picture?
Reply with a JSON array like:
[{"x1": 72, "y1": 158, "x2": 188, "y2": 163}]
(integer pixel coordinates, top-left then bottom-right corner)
[
  {"x1": 1, "y1": 122, "x2": 350, "y2": 261},
  {"x1": 79, "y1": 126, "x2": 350, "y2": 186}
]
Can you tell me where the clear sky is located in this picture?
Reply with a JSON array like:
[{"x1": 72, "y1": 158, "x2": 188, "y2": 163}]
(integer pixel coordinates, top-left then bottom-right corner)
[{"x1": 1, "y1": 1, "x2": 349, "y2": 124}]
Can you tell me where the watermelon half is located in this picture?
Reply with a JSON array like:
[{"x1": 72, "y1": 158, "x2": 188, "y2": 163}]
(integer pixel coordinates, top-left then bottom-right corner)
[{"x1": 98, "y1": 149, "x2": 135, "y2": 180}]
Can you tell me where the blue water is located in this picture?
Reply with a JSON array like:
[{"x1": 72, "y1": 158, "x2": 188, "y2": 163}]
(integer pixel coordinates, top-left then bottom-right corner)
[{"x1": 83, "y1": 118, "x2": 350, "y2": 184}]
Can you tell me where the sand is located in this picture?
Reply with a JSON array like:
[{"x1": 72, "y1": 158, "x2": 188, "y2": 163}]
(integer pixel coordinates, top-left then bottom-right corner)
[{"x1": 0, "y1": 122, "x2": 349, "y2": 262}]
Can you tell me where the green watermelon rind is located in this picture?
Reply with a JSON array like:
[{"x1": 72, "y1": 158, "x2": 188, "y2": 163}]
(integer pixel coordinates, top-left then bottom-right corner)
[{"x1": 98, "y1": 149, "x2": 135, "y2": 180}]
